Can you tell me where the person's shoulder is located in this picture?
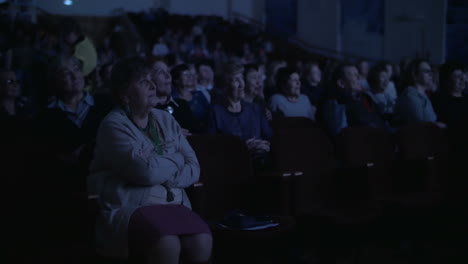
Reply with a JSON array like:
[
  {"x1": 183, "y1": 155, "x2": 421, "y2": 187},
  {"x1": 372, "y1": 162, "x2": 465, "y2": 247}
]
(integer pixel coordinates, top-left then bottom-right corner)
[
  {"x1": 270, "y1": 93, "x2": 285, "y2": 100},
  {"x1": 403, "y1": 87, "x2": 419, "y2": 96},
  {"x1": 101, "y1": 108, "x2": 125, "y2": 123},
  {"x1": 268, "y1": 94, "x2": 285, "y2": 104},
  {"x1": 298, "y1": 94, "x2": 310, "y2": 102}
]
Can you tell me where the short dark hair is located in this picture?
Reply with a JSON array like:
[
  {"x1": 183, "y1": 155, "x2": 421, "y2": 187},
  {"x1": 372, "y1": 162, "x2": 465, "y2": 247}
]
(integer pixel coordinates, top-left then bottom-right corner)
[
  {"x1": 244, "y1": 63, "x2": 259, "y2": 74},
  {"x1": 403, "y1": 59, "x2": 429, "y2": 87},
  {"x1": 439, "y1": 61, "x2": 465, "y2": 93},
  {"x1": 330, "y1": 63, "x2": 356, "y2": 88},
  {"x1": 170, "y1": 63, "x2": 190, "y2": 84},
  {"x1": 195, "y1": 59, "x2": 214, "y2": 72},
  {"x1": 275, "y1": 66, "x2": 298, "y2": 88},
  {"x1": 111, "y1": 56, "x2": 151, "y2": 105},
  {"x1": 302, "y1": 61, "x2": 320, "y2": 76},
  {"x1": 368, "y1": 63, "x2": 388, "y2": 91},
  {"x1": 60, "y1": 17, "x2": 82, "y2": 38}
]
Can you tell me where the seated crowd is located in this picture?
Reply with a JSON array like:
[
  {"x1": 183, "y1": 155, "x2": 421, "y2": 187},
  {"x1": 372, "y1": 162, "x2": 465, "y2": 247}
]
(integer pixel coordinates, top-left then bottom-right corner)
[{"x1": 2, "y1": 7, "x2": 468, "y2": 263}]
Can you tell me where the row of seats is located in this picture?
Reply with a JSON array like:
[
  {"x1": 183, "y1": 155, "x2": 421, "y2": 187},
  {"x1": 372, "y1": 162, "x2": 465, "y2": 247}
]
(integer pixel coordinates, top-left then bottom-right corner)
[
  {"x1": 188, "y1": 119, "x2": 454, "y2": 217},
  {"x1": 184, "y1": 118, "x2": 467, "y2": 263}
]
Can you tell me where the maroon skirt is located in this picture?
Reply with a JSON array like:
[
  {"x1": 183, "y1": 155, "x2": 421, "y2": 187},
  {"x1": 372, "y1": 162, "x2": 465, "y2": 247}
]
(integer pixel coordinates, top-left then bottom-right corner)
[{"x1": 128, "y1": 204, "x2": 211, "y2": 262}]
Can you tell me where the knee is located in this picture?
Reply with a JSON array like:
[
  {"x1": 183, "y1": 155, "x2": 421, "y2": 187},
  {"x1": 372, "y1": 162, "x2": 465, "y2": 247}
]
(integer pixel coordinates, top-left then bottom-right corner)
[
  {"x1": 181, "y1": 233, "x2": 213, "y2": 261},
  {"x1": 157, "y1": 235, "x2": 182, "y2": 254},
  {"x1": 193, "y1": 233, "x2": 213, "y2": 251}
]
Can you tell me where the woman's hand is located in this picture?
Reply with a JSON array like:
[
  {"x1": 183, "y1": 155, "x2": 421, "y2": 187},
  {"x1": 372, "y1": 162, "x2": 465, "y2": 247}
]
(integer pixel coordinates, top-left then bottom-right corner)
[
  {"x1": 181, "y1": 128, "x2": 192, "y2": 137},
  {"x1": 245, "y1": 138, "x2": 270, "y2": 154}
]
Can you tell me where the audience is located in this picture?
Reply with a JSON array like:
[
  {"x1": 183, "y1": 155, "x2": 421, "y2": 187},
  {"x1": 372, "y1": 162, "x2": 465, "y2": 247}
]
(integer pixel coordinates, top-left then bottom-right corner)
[
  {"x1": 368, "y1": 63, "x2": 396, "y2": 115},
  {"x1": 321, "y1": 63, "x2": 388, "y2": 136},
  {"x1": 87, "y1": 57, "x2": 212, "y2": 263},
  {"x1": 35, "y1": 54, "x2": 111, "y2": 193},
  {"x1": 209, "y1": 61, "x2": 272, "y2": 163},
  {"x1": 396, "y1": 59, "x2": 446, "y2": 128},
  {"x1": 0, "y1": 68, "x2": 33, "y2": 120},
  {"x1": 383, "y1": 61, "x2": 399, "y2": 107},
  {"x1": 195, "y1": 60, "x2": 215, "y2": 103},
  {"x1": 301, "y1": 61, "x2": 324, "y2": 107},
  {"x1": 243, "y1": 63, "x2": 272, "y2": 121},
  {"x1": 433, "y1": 61, "x2": 468, "y2": 127},
  {"x1": 171, "y1": 63, "x2": 210, "y2": 133},
  {"x1": 357, "y1": 59, "x2": 370, "y2": 92},
  {"x1": 2, "y1": 6, "x2": 466, "y2": 262}
]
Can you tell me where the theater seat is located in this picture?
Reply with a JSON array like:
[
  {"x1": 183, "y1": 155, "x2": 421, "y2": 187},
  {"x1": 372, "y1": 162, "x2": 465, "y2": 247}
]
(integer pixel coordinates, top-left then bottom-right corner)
[{"x1": 187, "y1": 134, "x2": 295, "y2": 264}]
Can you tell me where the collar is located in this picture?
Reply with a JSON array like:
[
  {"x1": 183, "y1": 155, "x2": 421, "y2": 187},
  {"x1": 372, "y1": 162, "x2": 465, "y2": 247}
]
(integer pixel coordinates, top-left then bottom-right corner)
[{"x1": 47, "y1": 92, "x2": 95, "y2": 110}]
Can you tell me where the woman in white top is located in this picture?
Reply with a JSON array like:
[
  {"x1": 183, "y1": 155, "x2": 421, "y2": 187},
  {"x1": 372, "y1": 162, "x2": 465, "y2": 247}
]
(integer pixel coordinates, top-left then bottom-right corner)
[{"x1": 268, "y1": 67, "x2": 316, "y2": 120}]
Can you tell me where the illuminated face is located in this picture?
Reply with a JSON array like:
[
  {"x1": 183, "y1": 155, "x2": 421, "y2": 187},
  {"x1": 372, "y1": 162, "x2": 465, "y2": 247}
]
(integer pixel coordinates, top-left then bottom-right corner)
[
  {"x1": 340, "y1": 66, "x2": 361, "y2": 92},
  {"x1": 226, "y1": 72, "x2": 245, "y2": 101},
  {"x1": 0, "y1": 71, "x2": 20, "y2": 99},
  {"x1": 377, "y1": 71, "x2": 389, "y2": 92},
  {"x1": 359, "y1": 61, "x2": 369, "y2": 76},
  {"x1": 124, "y1": 73, "x2": 158, "y2": 112},
  {"x1": 198, "y1": 65, "x2": 213, "y2": 82},
  {"x1": 152, "y1": 61, "x2": 172, "y2": 97},
  {"x1": 179, "y1": 69, "x2": 196, "y2": 89},
  {"x1": 308, "y1": 65, "x2": 322, "y2": 84},
  {"x1": 385, "y1": 64, "x2": 393, "y2": 78},
  {"x1": 284, "y1": 72, "x2": 301, "y2": 97},
  {"x1": 450, "y1": 69, "x2": 465, "y2": 94},
  {"x1": 414, "y1": 62, "x2": 433, "y2": 88},
  {"x1": 55, "y1": 59, "x2": 85, "y2": 95},
  {"x1": 245, "y1": 69, "x2": 260, "y2": 96}
]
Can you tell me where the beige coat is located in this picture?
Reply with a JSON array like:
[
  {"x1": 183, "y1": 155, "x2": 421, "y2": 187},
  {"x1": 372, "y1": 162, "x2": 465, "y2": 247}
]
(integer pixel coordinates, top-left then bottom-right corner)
[{"x1": 87, "y1": 107, "x2": 200, "y2": 258}]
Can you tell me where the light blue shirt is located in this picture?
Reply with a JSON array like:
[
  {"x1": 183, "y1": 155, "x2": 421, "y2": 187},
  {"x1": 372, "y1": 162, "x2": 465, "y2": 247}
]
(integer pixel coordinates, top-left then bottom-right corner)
[
  {"x1": 396, "y1": 86, "x2": 437, "y2": 124},
  {"x1": 47, "y1": 92, "x2": 94, "y2": 127},
  {"x1": 196, "y1": 83, "x2": 213, "y2": 103},
  {"x1": 268, "y1": 94, "x2": 316, "y2": 121}
]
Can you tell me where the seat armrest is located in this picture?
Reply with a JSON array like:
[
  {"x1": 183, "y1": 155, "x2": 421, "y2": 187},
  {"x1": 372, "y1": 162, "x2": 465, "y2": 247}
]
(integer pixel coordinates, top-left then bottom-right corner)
[
  {"x1": 256, "y1": 170, "x2": 304, "y2": 178},
  {"x1": 187, "y1": 182, "x2": 205, "y2": 216}
]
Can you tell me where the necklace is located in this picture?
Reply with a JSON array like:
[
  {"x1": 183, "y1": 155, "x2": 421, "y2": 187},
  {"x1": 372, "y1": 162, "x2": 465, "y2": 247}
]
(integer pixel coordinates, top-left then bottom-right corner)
[
  {"x1": 147, "y1": 114, "x2": 164, "y2": 155},
  {"x1": 130, "y1": 112, "x2": 164, "y2": 155}
]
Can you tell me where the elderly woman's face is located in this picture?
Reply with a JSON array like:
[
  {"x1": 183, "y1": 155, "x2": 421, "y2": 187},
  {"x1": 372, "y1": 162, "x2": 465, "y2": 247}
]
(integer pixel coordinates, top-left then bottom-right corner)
[
  {"x1": 284, "y1": 73, "x2": 301, "y2": 97},
  {"x1": 125, "y1": 73, "x2": 158, "y2": 111},
  {"x1": 375, "y1": 71, "x2": 389, "y2": 92},
  {"x1": 245, "y1": 69, "x2": 260, "y2": 95},
  {"x1": 55, "y1": 61, "x2": 84, "y2": 94},
  {"x1": 152, "y1": 61, "x2": 172, "y2": 97},
  {"x1": 450, "y1": 69, "x2": 465, "y2": 94},
  {"x1": 198, "y1": 65, "x2": 213, "y2": 82},
  {"x1": 226, "y1": 72, "x2": 245, "y2": 101},
  {"x1": 311, "y1": 65, "x2": 322, "y2": 83},
  {"x1": 178, "y1": 69, "x2": 196, "y2": 89}
]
